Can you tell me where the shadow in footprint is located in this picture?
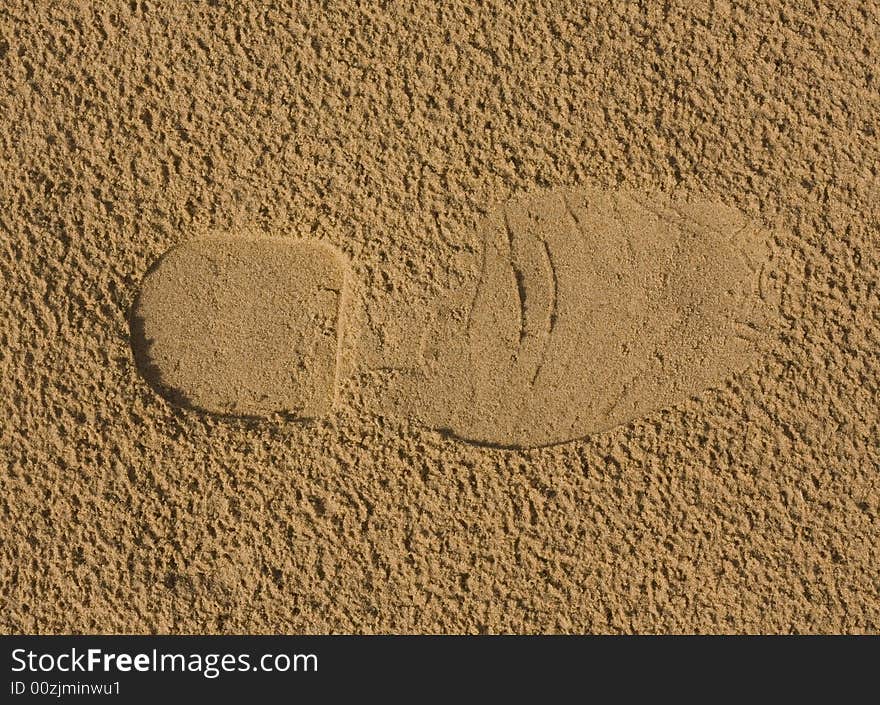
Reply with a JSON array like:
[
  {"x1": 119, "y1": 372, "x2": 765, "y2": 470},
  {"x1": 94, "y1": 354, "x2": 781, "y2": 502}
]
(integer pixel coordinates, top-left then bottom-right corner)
[{"x1": 129, "y1": 253, "x2": 196, "y2": 411}]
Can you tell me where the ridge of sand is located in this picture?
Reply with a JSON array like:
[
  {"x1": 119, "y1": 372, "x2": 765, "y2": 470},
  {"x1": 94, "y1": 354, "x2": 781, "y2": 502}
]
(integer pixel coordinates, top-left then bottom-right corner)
[{"x1": 131, "y1": 187, "x2": 777, "y2": 448}]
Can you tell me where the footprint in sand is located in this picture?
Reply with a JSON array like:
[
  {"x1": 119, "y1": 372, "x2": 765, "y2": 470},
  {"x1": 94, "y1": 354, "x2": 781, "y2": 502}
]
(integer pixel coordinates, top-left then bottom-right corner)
[{"x1": 130, "y1": 186, "x2": 780, "y2": 449}]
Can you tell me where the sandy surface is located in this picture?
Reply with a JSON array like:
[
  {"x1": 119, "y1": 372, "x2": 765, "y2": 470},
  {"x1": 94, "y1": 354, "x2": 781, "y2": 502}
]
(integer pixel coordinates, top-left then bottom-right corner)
[{"x1": 2, "y1": 1, "x2": 878, "y2": 633}]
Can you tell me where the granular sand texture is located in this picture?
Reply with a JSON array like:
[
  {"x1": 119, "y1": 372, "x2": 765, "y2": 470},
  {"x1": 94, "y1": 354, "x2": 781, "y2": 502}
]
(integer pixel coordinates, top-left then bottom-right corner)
[{"x1": 1, "y1": 1, "x2": 879, "y2": 633}]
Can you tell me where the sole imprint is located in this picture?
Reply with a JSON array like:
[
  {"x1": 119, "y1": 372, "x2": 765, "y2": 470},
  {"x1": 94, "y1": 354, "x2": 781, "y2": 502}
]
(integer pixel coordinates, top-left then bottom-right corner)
[
  {"x1": 130, "y1": 237, "x2": 347, "y2": 418},
  {"x1": 130, "y1": 187, "x2": 778, "y2": 448}
]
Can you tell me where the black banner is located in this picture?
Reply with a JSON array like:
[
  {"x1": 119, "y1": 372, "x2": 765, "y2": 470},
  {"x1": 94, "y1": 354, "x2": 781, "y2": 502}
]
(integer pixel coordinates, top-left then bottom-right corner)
[{"x1": 2, "y1": 635, "x2": 876, "y2": 701}]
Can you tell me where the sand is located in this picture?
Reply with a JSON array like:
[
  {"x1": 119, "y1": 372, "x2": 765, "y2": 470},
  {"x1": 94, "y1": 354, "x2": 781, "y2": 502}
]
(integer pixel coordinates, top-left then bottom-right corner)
[{"x1": 1, "y1": 1, "x2": 878, "y2": 633}]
